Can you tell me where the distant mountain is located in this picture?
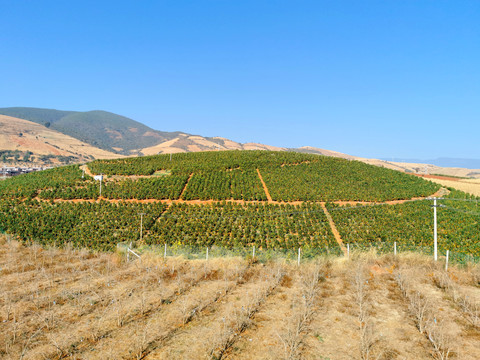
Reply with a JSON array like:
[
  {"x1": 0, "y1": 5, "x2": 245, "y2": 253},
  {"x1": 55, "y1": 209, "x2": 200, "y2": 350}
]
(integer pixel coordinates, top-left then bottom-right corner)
[
  {"x1": 0, "y1": 114, "x2": 121, "y2": 165},
  {"x1": 383, "y1": 157, "x2": 480, "y2": 170},
  {"x1": 140, "y1": 135, "x2": 286, "y2": 155},
  {"x1": 0, "y1": 107, "x2": 182, "y2": 155},
  {"x1": 2, "y1": 107, "x2": 479, "y2": 178}
]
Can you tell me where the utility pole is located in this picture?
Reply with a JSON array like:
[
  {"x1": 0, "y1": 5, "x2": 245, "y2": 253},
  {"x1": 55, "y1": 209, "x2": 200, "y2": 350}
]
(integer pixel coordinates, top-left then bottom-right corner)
[
  {"x1": 99, "y1": 174, "x2": 103, "y2": 198},
  {"x1": 170, "y1": 153, "x2": 172, "y2": 161},
  {"x1": 139, "y1": 213, "x2": 146, "y2": 242},
  {"x1": 434, "y1": 197, "x2": 438, "y2": 261},
  {"x1": 428, "y1": 197, "x2": 444, "y2": 261}
]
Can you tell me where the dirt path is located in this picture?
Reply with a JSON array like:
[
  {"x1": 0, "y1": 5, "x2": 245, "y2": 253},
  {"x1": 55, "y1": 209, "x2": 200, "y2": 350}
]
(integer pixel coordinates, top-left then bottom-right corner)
[
  {"x1": 321, "y1": 203, "x2": 347, "y2": 256},
  {"x1": 225, "y1": 271, "x2": 301, "y2": 360},
  {"x1": 369, "y1": 271, "x2": 433, "y2": 359},
  {"x1": 179, "y1": 173, "x2": 193, "y2": 199},
  {"x1": 307, "y1": 267, "x2": 359, "y2": 359},
  {"x1": 256, "y1": 168, "x2": 273, "y2": 202},
  {"x1": 33, "y1": 188, "x2": 449, "y2": 209}
]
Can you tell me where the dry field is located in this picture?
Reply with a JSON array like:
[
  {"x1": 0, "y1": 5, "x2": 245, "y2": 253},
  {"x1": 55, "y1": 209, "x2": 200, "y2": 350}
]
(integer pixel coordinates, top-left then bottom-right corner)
[
  {"x1": 424, "y1": 177, "x2": 480, "y2": 197},
  {"x1": 1, "y1": 237, "x2": 479, "y2": 360},
  {"x1": 0, "y1": 115, "x2": 121, "y2": 164}
]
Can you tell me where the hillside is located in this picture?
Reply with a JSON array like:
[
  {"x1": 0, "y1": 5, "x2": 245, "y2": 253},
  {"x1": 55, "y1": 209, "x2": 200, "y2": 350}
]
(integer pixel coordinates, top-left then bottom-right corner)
[
  {"x1": 140, "y1": 134, "x2": 286, "y2": 155},
  {"x1": 0, "y1": 114, "x2": 121, "y2": 165},
  {"x1": 1, "y1": 150, "x2": 479, "y2": 261},
  {"x1": 2, "y1": 107, "x2": 479, "y2": 182},
  {"x1": 0, "y1": 107, "x2": 182, "y2": 155}
]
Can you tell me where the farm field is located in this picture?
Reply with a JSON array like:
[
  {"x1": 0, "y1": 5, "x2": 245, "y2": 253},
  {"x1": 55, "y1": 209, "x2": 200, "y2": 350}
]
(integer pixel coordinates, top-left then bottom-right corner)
[
  {"x1": 424, "y1": 176, "x2": 480, "y2": 197},
  {"x1": 1, "y1": 238, "x2": 479, "y2": 360},
  {"x1": 0, "y1": 150, "x2": 479, "y2": 258}
]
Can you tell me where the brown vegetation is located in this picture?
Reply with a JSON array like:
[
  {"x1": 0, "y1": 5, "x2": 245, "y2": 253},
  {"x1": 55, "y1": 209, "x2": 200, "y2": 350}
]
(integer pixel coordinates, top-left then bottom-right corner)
[
  {"x1": 0, "y1": 115, "x2": 121, "y2": 165},
  {"x1": 1, "y1": 238, "x2": 479, "y2": 359}
]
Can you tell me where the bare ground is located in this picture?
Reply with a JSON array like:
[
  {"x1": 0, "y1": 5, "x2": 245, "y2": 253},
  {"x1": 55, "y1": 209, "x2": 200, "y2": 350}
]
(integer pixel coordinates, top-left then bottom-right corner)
[{"x1": 1, "y1": 239, "x2": 479, "y2": 360}]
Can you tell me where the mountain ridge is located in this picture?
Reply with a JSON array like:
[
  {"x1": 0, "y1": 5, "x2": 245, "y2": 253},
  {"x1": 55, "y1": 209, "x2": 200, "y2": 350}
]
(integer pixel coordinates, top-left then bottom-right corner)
[
  {"x1": 1, "y1": 107, "x2": 479, "y2": 179},
  {"x1": 0, "y1": 107, "x2": 182, "y2": 155}
]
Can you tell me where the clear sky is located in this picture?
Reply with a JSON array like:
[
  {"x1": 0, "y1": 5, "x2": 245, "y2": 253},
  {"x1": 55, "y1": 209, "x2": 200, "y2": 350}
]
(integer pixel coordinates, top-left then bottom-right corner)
[{"x1": 1, "y1": 1, "x2": 479, "y2": 160}]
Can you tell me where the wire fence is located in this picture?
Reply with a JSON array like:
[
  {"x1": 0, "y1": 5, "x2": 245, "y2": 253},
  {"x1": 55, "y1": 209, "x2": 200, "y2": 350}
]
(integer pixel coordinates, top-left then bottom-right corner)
[{"x1": 116, "y1": 241, "x2": 480, "y2": 265}]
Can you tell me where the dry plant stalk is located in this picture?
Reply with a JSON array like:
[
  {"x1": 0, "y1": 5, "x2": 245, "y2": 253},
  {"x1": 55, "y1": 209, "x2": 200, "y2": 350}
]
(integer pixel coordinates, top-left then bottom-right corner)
[
  {"x1": 208, "y1": 265, "x2": 285, "y2": 360},
  {"x1": 278, "y1": 263, "x2": 327, "y2": 360},
  {"x1": 433, "y1": 271, "x2": 479, "y2": 327},
  {"x1": 395, "y1": 270, "x2": 453, "y2": 360},
  {"x1": 353, "y1": 263, "x2": 377, "y2": 360}
]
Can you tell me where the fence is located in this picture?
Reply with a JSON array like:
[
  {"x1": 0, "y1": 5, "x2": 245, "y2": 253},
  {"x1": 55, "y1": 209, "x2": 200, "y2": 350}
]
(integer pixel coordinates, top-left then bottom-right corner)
[{"x1": 117, "y1": 241, "x2": 480, "y2": 265}]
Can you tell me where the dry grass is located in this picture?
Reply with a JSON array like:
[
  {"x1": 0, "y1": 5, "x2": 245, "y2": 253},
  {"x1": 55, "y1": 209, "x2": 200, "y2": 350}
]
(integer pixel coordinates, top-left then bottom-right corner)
[
  {"x1": 427, "y1": 177, "x2": 480, "y2": 196},
  {"x1": 1, "y1": 238, "x2": 480, "y2": 359},
  {"x1": 0, "y1": 115, "x2": 121, "y2": 164}
]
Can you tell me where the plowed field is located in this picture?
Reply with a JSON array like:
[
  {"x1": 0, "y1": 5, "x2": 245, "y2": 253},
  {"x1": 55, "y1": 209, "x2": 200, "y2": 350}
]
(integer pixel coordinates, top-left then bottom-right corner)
[{"x1": 1, "y1": 239, "x2": 479, "y2": 360}]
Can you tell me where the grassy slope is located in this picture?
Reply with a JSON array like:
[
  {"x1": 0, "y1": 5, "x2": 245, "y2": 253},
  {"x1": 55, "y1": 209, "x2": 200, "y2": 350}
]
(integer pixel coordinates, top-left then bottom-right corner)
[
  {"x1": 0, "y1": 150, "x2": 456, "y2": 255},
  {"x1": 0, "y1": 114, "x2": 122, "y2": 164},
  {"x1": 0, "y1": 107, "x2": 182, "y2": 154}
]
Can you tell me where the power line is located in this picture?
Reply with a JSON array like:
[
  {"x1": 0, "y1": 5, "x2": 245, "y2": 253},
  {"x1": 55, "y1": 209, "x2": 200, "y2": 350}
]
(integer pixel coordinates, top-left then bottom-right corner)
[{"x1": 441, "y1": 205, "x2": 480, "y2": 217}]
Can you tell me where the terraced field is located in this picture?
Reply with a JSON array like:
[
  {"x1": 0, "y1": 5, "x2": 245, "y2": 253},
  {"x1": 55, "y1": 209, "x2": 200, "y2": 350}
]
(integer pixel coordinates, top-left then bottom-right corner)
[
  {"x1": 1, "y1": 239, "x2": 479, "y2": 360},
  {"x1": 0, "y1": 150, "x2": 479, "y2": 259}
]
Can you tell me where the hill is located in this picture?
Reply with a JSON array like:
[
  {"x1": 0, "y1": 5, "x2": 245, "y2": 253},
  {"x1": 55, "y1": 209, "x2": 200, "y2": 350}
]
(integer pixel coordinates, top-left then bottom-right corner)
[
  {"x1": 0, "y1": 114, "x2": 121, "y2": 165},
  {"x1": 2, "y1": 150, "x2": 479, "y2": 261},
  {"x1": 3, "y1": 107, "x2": 479, "y2": 183},
  {"x1": 0, "y1": 107, "x2": 182, "y2": 155},
  {"x1": 140, "y1": 134, "x2": 286, "y2": 155}
]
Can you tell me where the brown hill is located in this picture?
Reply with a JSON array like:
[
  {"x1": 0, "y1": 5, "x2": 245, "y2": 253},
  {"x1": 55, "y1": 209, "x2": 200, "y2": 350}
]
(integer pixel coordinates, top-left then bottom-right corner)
[
  {"x1": 0, "y1": 115, "x2": 122, "y2": 165},
  {"x1": 140, "y1": 134, "x2": 286, "y2": 155}
]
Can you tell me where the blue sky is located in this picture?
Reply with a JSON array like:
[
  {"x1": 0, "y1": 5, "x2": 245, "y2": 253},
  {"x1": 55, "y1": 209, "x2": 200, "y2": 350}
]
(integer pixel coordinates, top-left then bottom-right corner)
[{"x1": 1, "y1": 1, "x2": 479, "y2": 159}]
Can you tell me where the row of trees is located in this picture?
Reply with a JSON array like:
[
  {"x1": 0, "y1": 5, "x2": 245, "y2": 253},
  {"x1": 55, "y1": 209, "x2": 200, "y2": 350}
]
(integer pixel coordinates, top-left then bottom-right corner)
[
  {"x1": 2, "y1": 191, "x2": 479, "y2": 257},
  {"x1": 0, "y1": 199, "x2": 340, "y2": 252},
  {"x1": 0, "y1": 165, "x2": 86, "y2": 198},
  {"x1": 39, "y1": 174, "x2": 189, "y2": 200},
  {"x1": 182, "y1": 170, "x2": 267, "y2": 201},
  {"x1": 3, "y1": 151, "x2": 443, "y2": 203},
  {"x1": 145, "y1": 202, "x2": 339, "y2": 253},
  {"x1": 0, "y1": 199, "x2": 167, "y2": 251},
  {"x1": 262, "y1": 160, "x2": 440, "y2": 202},
  {"x1": 328, "y1": 194, "x2": 480, "y2": 257},
  {"x1": 88, "y1": 150, "x2": 321, "y2": 176}
]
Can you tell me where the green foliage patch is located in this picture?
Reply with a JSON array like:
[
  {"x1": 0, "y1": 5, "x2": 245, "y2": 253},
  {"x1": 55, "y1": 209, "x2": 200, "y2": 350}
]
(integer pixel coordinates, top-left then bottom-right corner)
[
  {"x1": 146, "y1": 202, "x2": 340, "y2": 254},
  {"x1": 0, "y1": 199, "x2": 167, "y2": 251},
  {"x1": 328, "y1": 194, "x2": 480, "y2": 257}
]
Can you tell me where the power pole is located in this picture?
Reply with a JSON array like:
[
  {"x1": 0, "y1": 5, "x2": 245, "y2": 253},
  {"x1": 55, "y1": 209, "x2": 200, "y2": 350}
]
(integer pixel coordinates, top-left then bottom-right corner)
[
  {"x1": 429, "y1": 197, "x2": 444, "y2": 261},
  {"x1": 139, "y1": 213, "x2": 146, "y2": 242},
  {"x1": 99, "y1": 174, "x2": 103, "y2": 198},
  {"x1": 434, "y1": 197, "x2": 438, "y2": 261}
]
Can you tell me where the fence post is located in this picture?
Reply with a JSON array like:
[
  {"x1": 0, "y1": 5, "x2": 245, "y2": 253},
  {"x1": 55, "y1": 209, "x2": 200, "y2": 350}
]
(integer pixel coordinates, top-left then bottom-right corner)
[
  {"x1": 347, "y1": 244, "x2": 350, "y2": 258},
  {"x1": 252, "y1": 246, "x2": 255, "y2": 259},
  {"x1": 445, "y1": 250, "x2": 449, "y2": 271},
  {"x1": 206, "y1": 247, "x2": 209, "y2": 261},
  {"x1": 394, "y1": 241, "x2": 397, "y2": 256},
  {"x1": 297, "y1": 247, "x2": 301, "y2": 266},
  {"x1": 127, "y1": 242, "x2": 131, "y2": 262},
  {"x1": 164, "y1": 243, "x2": 167, "y2": 260}
]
